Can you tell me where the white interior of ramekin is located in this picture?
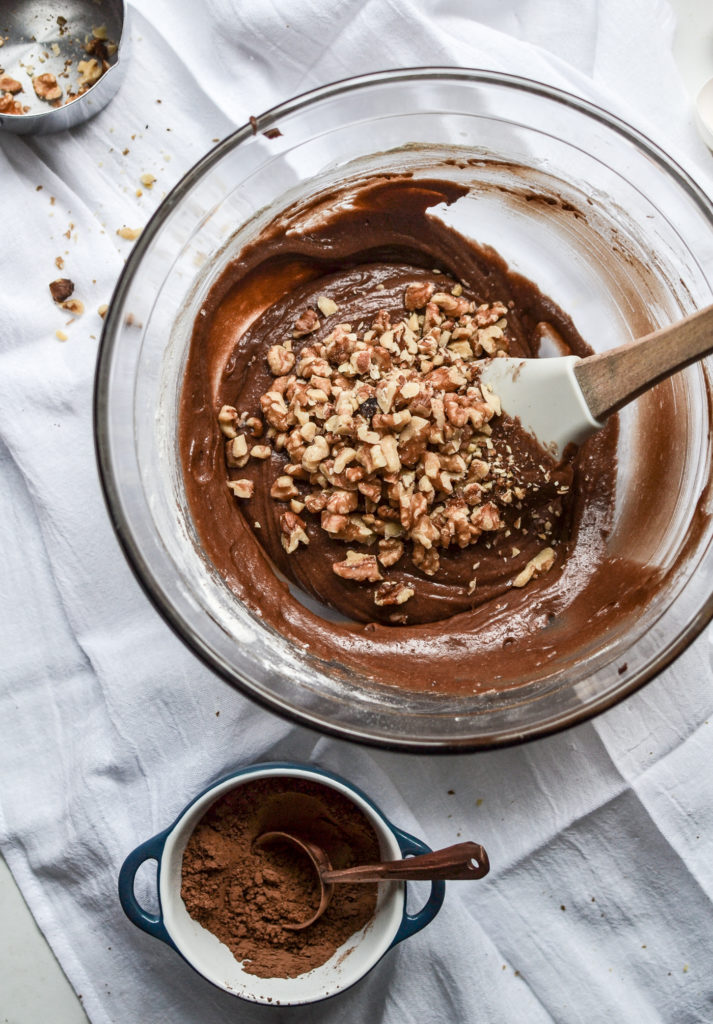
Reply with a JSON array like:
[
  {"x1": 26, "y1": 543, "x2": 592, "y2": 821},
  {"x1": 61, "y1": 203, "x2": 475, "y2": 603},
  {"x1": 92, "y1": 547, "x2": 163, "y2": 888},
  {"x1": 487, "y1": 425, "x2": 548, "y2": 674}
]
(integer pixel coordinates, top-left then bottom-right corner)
[{"x1": 159, "y1": 767, "x2": 404, "y2": 1004}]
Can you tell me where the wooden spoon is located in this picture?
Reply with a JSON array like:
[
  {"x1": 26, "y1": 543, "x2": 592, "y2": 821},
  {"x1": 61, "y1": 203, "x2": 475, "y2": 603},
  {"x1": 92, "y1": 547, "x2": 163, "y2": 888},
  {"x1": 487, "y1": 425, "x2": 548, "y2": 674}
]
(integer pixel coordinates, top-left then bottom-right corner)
[
  {"x1": 478, "y1": 303, "x2": 713, "y2": 457},
  {"x1": 254, "y1": 831, "x2": 489, "y2": 931}
]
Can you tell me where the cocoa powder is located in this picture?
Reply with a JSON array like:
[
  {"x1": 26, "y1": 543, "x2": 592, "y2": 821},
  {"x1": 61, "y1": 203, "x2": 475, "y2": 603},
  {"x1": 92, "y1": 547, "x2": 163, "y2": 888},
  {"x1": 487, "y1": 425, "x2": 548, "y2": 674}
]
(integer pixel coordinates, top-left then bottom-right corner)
[{"x1": 180, "y1": 776, "x2": 380, "y2": 978}]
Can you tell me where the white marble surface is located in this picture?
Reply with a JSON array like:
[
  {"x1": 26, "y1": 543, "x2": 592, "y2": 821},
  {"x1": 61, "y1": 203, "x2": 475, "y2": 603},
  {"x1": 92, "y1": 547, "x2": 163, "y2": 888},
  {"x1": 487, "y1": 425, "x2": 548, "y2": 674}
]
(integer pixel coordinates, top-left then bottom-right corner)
[
  {"x1": 0, "y1": 852, "x2": 89, "y2": 1024},
  {"x1": 1, "y1": 2, "x2": 712, "y2": 1022}
]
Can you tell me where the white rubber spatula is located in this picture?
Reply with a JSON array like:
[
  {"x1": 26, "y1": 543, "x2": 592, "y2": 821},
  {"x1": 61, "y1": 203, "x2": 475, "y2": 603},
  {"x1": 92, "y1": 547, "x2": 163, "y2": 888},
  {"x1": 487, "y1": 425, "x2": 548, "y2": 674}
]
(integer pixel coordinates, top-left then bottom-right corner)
[{"x1": 479, "y1": 303, "x2": 713, "y2": 458}]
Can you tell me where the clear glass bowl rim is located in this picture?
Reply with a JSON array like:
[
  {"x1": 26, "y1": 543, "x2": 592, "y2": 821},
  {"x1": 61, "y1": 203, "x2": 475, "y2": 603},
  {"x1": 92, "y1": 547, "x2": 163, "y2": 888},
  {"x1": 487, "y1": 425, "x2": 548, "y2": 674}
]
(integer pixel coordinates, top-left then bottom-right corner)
[{"x1": 94, "y1": 66, "x2": 713, "y2": 752}]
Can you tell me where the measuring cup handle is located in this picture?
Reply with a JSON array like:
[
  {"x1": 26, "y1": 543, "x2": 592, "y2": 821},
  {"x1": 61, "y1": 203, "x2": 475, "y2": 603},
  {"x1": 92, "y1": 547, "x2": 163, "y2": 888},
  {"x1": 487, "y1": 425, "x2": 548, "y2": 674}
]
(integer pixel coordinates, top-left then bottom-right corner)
[
  {"x1": 118, "y1": 830, "x2": 173, "y2": 946},
  {"x1": 389, "y1": 824, "x2": 446, "y2": 946}
]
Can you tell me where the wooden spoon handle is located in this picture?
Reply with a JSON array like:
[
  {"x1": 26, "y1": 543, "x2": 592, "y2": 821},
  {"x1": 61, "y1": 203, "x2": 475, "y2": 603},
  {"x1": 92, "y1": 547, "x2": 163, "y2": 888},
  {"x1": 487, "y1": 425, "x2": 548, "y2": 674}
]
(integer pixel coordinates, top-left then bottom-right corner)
[
  {"x1": 321, "y1": 841, "x2": 489, "y2": 883},
  {"x1": 573, "y1": 302, "x2": 713, "y2": 423}
]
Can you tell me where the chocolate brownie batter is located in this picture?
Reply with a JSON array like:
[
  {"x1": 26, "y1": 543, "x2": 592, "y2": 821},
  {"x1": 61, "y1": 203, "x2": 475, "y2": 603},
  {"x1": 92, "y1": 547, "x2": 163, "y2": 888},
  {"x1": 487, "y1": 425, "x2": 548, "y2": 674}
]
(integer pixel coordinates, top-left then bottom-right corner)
[{"x1": 180, "y1": 175, "x2": 659, "y2": 694}]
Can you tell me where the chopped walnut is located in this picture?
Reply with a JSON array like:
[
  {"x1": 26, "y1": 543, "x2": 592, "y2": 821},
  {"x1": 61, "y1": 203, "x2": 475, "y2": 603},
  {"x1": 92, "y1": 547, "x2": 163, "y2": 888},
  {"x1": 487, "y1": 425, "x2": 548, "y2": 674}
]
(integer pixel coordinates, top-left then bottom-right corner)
[
  {"x1": 33, "y1": 73, "x2": 62, "y2": 101},
  {"x1": 333, "y1": 447, "x2": 357, "y2": 474},
  {"x1": 0, "y1": 76, "x2": 22, "y2": 94},
  {"x1": 228, "y1": 479, "x2": 254, "y2": 500},
  {"x1": 463, "y1": 481, "x2": 483, "y2": 506},
  {"x1": 374, "y1": 581, "x2": 414, "y2": 606},
  {"x1": 85, "y1": 36, "x2": 109, "y2": 61},
  {"x1": 412, "y1": 542, "x2": 440, "y2": 576},
  {"x1": 404, "y1": 281, "x2": 435, "y2": 310},
  {"x1": 77, "y1": 59, "x2": 102, "y2": 89},
  {"x1": 267, "y1": 345, "x2": 295, "y2": 376},
  {"x1": 332, "y1": 551, "x2": 381, "y2": 582},
  {"x1": 325, "y1": 490, "x2": 359, "y2": 514},
  {"x1": 511, "y1": 547, "x2": 555, "y2": 588},
  {"x1": 49, "y1": 278, "x2": 74, "y2": 303},
  {"x1": 280, "y1": 511, "x2": 309, "y2": 553},
  {"x1": 317, "y1": 295, "x2": 339, "y2": 316},
  {"x1": 226, "y1": 435, "x2": 249, "y2": 468},
  {"x1": 377, "y1": 538, "x2": 404, "y2": 566},
  {"x1": 270, "y1": 475, "x2": 299, "y2": 501},
  {"x1": 471, "y1": 502, "x2": 502, "y2": 532},
  {"x1": 218, "y1": 405, "x2": 239, "y2": 438},
  {"x1": 302, "y1": 435, "x2": 329, "y2": 472},
  {"x1": 293, "y1": 308, "x2": 320, "y2": 337},
  {"x1": 432, "y1": 291, "x2": 472, "y2": 317},
  {"x1": 217, "y1": 271, "x2": 567, "y2": 606},
  {"x1": 469, "y1": 458, "x2": 490, "y2": 480},
  {"x1": 0, "y1": 94, "x2": 26, "y2": 115},
  {"x1": 296, "y1": 494, "x2": 323, "y2": 517}
]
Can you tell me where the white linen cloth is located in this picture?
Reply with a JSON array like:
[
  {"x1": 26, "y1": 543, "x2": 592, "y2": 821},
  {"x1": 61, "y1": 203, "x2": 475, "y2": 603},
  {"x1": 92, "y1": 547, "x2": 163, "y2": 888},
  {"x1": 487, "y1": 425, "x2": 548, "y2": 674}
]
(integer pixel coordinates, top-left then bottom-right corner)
[{"x1": 2, "y1": 1, "x2": 713, "y2": 1021}]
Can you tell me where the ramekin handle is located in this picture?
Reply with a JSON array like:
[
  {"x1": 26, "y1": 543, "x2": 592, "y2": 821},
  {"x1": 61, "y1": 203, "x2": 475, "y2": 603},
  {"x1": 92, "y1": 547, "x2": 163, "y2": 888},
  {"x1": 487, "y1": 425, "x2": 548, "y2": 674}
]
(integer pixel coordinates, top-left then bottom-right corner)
[
  {"x1": 389, "y1": 823, "x2": 446, "y2": 946},
  {"x1": 118, "y1": 830, "x2": 173, "y2": 946}
]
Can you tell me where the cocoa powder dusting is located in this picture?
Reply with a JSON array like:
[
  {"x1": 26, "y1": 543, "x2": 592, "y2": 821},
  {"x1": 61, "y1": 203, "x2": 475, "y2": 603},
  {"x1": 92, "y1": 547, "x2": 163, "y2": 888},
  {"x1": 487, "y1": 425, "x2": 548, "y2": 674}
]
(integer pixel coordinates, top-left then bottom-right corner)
[{"x1": 180, "y1": 777, "x2": 380, "y2": 978}]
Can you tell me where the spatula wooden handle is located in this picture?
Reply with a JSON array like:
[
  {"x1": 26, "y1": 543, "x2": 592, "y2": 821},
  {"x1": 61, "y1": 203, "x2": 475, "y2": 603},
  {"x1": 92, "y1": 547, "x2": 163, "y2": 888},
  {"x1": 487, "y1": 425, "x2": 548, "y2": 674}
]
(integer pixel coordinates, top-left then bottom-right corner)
[
  {"x1": 574, "y1": 302, "x2": 713, "y2": 422},
  {"x1": 321, "y1": 841, "x2": 489, "y2": 883}
]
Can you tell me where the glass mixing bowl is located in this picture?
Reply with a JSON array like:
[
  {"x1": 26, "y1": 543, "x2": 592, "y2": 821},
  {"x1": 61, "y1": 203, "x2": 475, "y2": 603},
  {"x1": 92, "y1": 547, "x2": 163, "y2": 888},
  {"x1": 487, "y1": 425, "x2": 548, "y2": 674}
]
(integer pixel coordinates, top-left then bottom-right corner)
[{"x1": 94, "y1": 69, "x2": 713, "y2": 751}]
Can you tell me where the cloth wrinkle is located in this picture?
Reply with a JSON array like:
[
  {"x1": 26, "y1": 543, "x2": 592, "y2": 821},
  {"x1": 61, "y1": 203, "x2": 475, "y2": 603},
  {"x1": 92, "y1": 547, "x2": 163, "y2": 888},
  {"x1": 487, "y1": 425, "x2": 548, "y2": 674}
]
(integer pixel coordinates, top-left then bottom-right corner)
[{"x1": 127, "y1": 6, "x2": 239, "y2": 130}]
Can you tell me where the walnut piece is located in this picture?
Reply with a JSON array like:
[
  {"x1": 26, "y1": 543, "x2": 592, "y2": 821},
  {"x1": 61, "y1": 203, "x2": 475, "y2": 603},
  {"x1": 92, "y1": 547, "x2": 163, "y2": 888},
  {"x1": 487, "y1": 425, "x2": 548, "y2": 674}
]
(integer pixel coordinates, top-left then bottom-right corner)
[
  {"x1": 77, "y1": 59, "x2": 103, "y2": 89},
  {"x1": 33, "y1": 73, "x2": 62, "y2": 102},
  {"x1": 325, "y1": 490, "x2": 358, "y2": 515},
  {"x1": 225, "y1": 435, "x2": 249, "y2": 468},
  {"x1": 404, "y1": 281, "x2": 434, "y2": 310},
  {"x1": 280, "y1": 511, "x2": 309, "y2": 553},
  {"x1": 0, "y1": 94, "x2": 26, "y2": 115},
  {"x1": 270, "y1": 475, "x2": 299, "y2": 501},
  {"x1": 332, "y1": 551, "x2": 382, "y2": 582},
  {"x1": 85, "y1": 36, "x2": 109, "y2": 62},
  {"x1": 293, "y1": 308, "x2": 320, "y2": 337},
  {"x1": 218, "y1": 405, "x2": 238, "y2": 438},
  {"x1": 377, "y1": 538, "x2": 404, "y2": 567},
  {"x1": 0, "y1": 76, "x2": 22, "y2": 94},
  {"x1": 432, "y1": 291, "x2": 472, "y2": 317},
  {"x1": 412, "y1": 542, "x2": 440, "y2": 577},
  {"x1": 317, "y1": 295, "x2": 339, "y2": 316},
  {"x1": 267, "y1": 345, "x2": 295, "y2": 376},
  {"x1": 511, "y1": 547, "x2": 555, "y2": 588},
  {"x1": 49, "y1": 278, "x2": 74, "y2": 303},
  {"x1": 228, "y1": 479, "x2": 254, "y2": 500},
  {"x1": 373, "y1": 581, "x2": 414, "y2": 606}
]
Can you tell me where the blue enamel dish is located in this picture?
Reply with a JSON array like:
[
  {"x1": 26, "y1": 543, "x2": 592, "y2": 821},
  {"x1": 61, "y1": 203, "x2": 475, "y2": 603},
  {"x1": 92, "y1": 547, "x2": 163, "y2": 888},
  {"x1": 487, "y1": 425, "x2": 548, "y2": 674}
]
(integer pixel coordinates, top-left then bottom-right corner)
[{"x1": 119, "y1": 762, "x2": 445, "y2": 1004}]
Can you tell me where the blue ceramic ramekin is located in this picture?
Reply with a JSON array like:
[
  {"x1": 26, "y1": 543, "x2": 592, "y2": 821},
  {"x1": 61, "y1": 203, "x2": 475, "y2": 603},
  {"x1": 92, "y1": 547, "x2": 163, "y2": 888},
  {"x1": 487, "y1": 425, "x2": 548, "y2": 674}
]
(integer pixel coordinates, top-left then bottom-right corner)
[{"x1": 119, "y1": 762, "x2": 445, "y2": 1004}]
